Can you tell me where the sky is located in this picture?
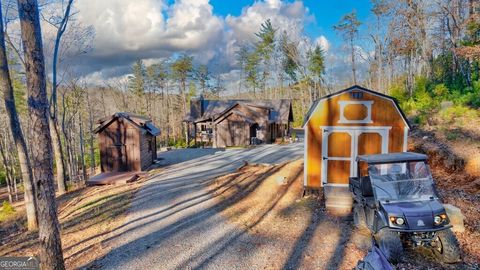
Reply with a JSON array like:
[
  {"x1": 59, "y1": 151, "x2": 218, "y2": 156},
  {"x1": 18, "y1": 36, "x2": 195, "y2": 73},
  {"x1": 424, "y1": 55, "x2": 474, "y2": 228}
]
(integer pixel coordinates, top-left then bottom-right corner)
[
  {"x1": 51, "y1": 0, "x2": 374, "y2": 86},
  {"x1": 210, "y1": 0, "x2": 372, "y2": 45}
]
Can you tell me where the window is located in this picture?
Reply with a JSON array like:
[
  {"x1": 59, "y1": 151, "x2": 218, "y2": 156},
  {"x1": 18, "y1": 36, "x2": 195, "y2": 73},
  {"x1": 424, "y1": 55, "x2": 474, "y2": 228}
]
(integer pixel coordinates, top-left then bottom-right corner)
[
  {"x1": 338, "y1": 100, "x2": 374, "y2": 124},
  {"x1": 350, "y1": 91, "x2": 363, "y2": 99}
]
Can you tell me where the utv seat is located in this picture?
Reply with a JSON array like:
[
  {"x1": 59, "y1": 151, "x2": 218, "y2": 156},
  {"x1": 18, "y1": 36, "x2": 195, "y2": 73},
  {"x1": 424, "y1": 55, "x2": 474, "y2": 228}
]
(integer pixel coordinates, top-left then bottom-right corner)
[
  {"x1": 361, "y1": 176, "x2": 374, "y2": 197},
  {"x1": 361, "y1": 176, "x2": 376, "y2": 208}
]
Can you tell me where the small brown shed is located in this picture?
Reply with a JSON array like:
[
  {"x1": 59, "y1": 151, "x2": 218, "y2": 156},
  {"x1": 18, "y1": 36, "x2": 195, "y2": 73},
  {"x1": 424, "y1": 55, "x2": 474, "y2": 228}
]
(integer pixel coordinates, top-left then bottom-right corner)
[{"x1": 94, "y1": 112, "x2": 160, "y2": 172}]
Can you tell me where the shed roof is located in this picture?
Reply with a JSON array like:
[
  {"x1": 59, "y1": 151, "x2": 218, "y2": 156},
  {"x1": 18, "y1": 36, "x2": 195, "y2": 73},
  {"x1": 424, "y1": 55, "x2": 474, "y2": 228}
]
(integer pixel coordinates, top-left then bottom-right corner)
[
  {"x1": 302, "y1": 85, "x2": 411, "y2": 129},
  {"x1": 186, "y1": 99, "x2": 293, "y2": 124},
  {"x1": 356, "y1": 152, "x2": 427, "y2": 164},
  {"x1": 93, "y1": 112, "x2": 160, "y2": 136}
]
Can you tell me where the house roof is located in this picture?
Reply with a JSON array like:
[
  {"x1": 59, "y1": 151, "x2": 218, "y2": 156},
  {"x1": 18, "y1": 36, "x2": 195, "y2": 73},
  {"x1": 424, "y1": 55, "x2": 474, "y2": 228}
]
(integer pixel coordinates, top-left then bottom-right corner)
[
  {"x1": 93, "y1": 112, "x2": 160, "y2": 136},
  {"x1": 186, "y1": 99, "x2": 293, "y2": 124},
  {"x1": 357, "y1": 152, "x2": 428, "y2": 164},
  {"x1": 213, "y1": 103, "x2": 260, "y2": 125},
  {"x1": 302, "y1": 85, "x2": 411, "y2": 129}
]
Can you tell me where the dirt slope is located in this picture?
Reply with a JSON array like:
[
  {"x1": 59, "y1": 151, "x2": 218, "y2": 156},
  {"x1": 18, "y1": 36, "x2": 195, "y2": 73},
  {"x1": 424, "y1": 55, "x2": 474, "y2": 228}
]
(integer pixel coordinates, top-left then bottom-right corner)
[{"x1": 211, "y1": 159, "x2": 479, "y2": 269}]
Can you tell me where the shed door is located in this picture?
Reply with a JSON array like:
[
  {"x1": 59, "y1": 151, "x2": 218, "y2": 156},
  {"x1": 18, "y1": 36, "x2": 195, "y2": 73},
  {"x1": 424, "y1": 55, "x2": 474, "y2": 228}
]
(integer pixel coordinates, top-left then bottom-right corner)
[
  {"x1": 324, "y1": 132, "x2": 352, "y2": 184},
  {"x1": 321, "y1": 127, "x2": 390, "y2": 185},
  {"x1": 107, "y1": 145, "x2": 127, "y2": 172}
]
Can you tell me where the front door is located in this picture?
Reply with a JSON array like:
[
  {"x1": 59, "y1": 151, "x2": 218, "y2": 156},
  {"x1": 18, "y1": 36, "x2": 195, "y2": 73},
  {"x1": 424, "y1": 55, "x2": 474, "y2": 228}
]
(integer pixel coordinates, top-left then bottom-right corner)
[{"x1": 321, "y1": 127, "x2": 390, "y2": 185}]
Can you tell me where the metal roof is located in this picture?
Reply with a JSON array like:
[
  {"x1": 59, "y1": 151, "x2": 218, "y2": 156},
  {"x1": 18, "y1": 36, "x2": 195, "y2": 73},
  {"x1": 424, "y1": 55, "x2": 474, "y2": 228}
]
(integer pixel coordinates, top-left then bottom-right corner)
[{"x1": 356, "y1": 152, "x2": 428, "y2": 164}]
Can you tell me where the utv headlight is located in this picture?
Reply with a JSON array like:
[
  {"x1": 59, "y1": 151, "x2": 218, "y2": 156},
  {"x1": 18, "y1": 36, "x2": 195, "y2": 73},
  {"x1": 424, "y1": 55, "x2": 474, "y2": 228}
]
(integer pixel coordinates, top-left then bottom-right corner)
[
  {"x1": 389, "y1": 216, "x2": 405, "y2": 226},
  {"x1": 434, "y1": 213, "x2": 448, "y2": 225},
  {"x1": 396, "y1": 217, "x2": 405, "y2": 225}
]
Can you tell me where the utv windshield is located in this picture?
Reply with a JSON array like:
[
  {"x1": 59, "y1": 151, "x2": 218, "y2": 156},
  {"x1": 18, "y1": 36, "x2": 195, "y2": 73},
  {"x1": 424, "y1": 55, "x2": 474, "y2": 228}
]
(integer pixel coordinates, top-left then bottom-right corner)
[{"x1": 368, "y1": 161, "x2": 437, "y2": 202}]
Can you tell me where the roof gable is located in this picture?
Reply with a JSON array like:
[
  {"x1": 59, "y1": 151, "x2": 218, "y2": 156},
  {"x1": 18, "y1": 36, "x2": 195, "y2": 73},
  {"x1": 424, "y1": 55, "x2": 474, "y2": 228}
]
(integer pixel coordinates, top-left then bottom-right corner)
[
  {"x1": 302, "y1": 85, "x2": 410, "y2": 129},
  {"x1": 94, "y1": 112, "x2": 160, "y2": 136},
  {"x1": 187, "y1": 99, "x2": 293, "y2": 123}
]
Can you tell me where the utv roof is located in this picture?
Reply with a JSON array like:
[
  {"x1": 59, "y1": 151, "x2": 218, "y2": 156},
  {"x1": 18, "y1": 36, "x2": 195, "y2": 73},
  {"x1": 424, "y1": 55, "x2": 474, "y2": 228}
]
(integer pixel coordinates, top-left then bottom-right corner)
[{"x1": 357, "y1": 152, "x2": 428, "y2": 164}]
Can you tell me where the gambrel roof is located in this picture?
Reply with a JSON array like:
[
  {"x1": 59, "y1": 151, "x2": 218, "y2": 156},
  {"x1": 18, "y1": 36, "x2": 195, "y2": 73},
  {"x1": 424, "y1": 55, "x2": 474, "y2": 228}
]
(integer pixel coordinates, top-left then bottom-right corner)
[{"x1": 302, "y1": 85, "x2": 411, "y2": 129}]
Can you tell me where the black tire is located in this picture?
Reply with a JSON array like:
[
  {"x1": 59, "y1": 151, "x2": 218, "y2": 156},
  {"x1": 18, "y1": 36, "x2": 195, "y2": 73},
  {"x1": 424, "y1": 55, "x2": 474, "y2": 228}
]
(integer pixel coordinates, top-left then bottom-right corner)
[
  {"x1": 353, "y1": 204, "x2": 368, "y2": 231},
  {"x1": 433, "y1": 229, "x2": 461, "y2": 263},
  {"x1": 375, "y1": 229, "x2": 404, "y2": 263}
]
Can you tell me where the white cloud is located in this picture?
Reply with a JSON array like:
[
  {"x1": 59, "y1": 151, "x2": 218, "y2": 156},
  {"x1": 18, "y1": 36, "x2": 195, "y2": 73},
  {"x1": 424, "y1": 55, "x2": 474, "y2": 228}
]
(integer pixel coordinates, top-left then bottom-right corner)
[
  {"x1": 225, "y1": 0, "x2": 313, "y2": 43},
  {"x1": 76, "y1": 0, "x2": 223, "y2": 54},
  {"x1": 47, "y1": 0, "x2": 322, "y2": 85},
  {"x1": 314, "y1": 35, "x2": 330, "y2": 51}
]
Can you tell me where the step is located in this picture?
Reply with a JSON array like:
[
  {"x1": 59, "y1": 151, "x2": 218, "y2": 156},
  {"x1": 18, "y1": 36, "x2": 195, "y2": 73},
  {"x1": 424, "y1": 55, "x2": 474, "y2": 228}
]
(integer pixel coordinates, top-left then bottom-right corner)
[{"x1": 324, "y1": 186, "x2": 353, "y2": 215}]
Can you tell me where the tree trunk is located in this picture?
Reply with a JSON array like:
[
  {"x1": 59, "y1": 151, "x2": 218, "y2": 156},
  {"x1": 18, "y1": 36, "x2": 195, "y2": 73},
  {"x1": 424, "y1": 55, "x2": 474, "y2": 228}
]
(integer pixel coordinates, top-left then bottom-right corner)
[
  {"x1": 86, "y1": 91, "x2": 95, "y2": 176},
  {"x1": 78, "y1": 114, "x2": 87, "y2": 182},
  {"x1": 88, "y1": 125, "x2": 95, "y2": 175},
  {"x1": 0, "y1": 138, "x2": 13, "y2": 203},
  {"x1": 49, "y1": 117, "x2": 67, "y2": 194},
  {"x1": 0, "y1": 5, "x2": 38, "y2": 229},
  {"x1": 350, "y1": 37, "x2": 357, "y2": 85},
  {"x1": 17, "y1": 0, "x2": 65, "y2": 269}
]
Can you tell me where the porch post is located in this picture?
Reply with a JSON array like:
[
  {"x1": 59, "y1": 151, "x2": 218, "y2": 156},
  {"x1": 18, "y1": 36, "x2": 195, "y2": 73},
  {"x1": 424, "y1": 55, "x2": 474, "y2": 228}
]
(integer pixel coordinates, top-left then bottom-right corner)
[{"x1": 194, "y1": 123, "x2": 197, "y2": 147}]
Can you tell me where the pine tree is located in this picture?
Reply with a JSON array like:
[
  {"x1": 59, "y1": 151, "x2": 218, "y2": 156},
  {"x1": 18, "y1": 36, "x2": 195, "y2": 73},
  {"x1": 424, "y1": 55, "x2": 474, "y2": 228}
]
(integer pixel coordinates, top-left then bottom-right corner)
[{"x1": 307, "y1": 45, "x2": 326, "y2": 98}]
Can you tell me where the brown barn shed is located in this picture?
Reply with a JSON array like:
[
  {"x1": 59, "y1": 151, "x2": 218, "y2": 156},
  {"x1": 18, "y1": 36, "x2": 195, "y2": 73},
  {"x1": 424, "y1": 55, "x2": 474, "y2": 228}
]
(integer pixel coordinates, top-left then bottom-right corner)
[
  {"x1": 94, "y1": 112, "x2": 160, "y2": 173},
  {"x1": 302, "y1": 85, "x2": 410, "y2": 193}
]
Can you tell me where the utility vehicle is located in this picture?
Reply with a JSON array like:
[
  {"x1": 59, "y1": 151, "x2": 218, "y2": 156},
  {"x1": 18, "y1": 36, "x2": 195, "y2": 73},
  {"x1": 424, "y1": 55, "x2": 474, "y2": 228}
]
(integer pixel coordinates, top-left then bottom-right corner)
[{"x1": 349, "y1": 152, "x2": 460, "y2": 263}]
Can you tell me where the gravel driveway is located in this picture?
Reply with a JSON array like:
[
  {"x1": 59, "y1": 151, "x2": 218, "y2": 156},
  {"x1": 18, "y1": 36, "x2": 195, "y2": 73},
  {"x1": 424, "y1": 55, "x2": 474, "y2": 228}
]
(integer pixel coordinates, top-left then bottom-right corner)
[{"x1": 92, "y1": 143, "x2": 303, "y2": 270}]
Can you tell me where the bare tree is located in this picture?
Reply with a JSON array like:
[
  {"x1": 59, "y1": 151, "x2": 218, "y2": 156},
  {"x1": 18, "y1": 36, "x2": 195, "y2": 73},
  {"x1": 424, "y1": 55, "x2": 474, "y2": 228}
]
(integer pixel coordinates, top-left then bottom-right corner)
[
  {"x1": 42, "y1": 0, "x2": 75, "y2": 194},
  {"x1": 334, "y1": 11, "x2": 362, "y2": 84},
  {"x1": 0, "y1": 3, "x2": 37, "y2": 230},
  {"x1": 16, "y1": 0, "x2": 65, "y2": 268}
]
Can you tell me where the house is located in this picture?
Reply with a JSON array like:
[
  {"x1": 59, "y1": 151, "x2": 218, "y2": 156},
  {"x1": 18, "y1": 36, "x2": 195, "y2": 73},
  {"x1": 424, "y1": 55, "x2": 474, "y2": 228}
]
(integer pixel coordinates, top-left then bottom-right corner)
[
  {"x1": 93, "y1": 112, "x2": 160, "y2": 172},
  {"x1": 185, "y1": 99, "x2": 294, "y2": 147},
  {"x1": 302, "y1": 85, "x2": 410, "y2": 193}
]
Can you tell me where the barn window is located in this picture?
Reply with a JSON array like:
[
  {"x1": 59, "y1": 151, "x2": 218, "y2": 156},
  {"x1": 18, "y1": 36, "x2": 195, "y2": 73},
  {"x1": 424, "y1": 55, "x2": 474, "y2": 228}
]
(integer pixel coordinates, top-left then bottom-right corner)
[
  {"x1": 338, "y1": 100, "x2": 374, "y2": 124},
  {"x1": 350, "y1": 91, "x2": 363, "y2": 99}
]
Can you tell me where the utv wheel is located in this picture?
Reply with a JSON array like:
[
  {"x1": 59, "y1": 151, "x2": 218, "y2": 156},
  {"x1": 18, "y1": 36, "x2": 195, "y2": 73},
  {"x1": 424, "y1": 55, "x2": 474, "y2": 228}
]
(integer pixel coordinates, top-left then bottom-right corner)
[
  {"x1": 353, "y1": 204, "x2": 367, "y2": 231},
  {"x1": 374, "y1": 229, "x2": 403, "y2": 263},
  {"x1": 433, "y1": 229, "x2": 461, "y2": 263}
]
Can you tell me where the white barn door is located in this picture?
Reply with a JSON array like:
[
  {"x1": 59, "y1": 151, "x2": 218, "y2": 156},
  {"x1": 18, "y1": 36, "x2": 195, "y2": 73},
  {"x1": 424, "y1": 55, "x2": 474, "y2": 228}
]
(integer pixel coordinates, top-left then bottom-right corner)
[{"x1": 321, "y1": 126, "x2": 391, "y2": 186}]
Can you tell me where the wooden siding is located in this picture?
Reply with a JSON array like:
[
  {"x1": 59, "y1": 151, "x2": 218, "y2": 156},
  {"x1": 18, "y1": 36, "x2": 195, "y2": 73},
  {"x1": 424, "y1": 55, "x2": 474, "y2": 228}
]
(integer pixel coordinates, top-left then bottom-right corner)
[
  {"x1": 214, "y1": 103, "x2": 270, "y2": 147},
  {"x1": 305, "y1": 90, "x2": 408, "y2": 188},
  {"x1": 216, "y1": 114, "x2": 249, "y2": 147},
  {"x1": 140, "y1": 134, "x2": 155, "y2": 170},
  {"x1": 98, "y1": 117, "x2": 154, "y2": 172}
]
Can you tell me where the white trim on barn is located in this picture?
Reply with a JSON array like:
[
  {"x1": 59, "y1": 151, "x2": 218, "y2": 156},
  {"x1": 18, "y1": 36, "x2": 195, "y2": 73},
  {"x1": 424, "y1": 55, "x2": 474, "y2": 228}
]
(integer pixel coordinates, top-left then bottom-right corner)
[
  {"x1": 403, "y1": 127, "x2": 409, "y2": 152},
  {"x1": 320, "y1": 125, "x2": 392, "y2": 186},
  {"x1": 338, "y1": 100, "x2": 374, "y2": 124},
  {"x1": 323, "y1": 183, "x2": 349, "y2": 187},
  {"x1": 303, "y1": 125, "x2": 308, "y2": 187}
]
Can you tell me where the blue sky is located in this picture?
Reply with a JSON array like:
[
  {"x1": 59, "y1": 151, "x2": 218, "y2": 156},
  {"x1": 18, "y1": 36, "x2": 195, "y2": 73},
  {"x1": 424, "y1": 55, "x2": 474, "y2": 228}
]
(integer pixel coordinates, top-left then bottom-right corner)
[
  {"x1": 71, "y1": 0, "x2": 374, "y2": 84},
  {"x1": 210, "y1": 0, "x2": 373, "y2": 46}
]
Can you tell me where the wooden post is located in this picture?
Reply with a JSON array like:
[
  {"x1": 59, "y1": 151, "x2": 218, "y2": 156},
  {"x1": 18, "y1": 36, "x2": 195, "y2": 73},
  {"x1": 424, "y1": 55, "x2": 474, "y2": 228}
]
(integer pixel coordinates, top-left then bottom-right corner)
[
  {"x1": 194, "y1": 123, "x2": 197, "y2": 147},
  {"x1": 186, "y1": 122, "x2": 190, "y2": 147}
]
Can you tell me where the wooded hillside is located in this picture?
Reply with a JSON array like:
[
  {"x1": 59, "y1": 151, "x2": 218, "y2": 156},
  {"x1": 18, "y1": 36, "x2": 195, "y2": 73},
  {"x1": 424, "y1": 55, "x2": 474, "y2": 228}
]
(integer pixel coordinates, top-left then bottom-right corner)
[{"x1": 0, "y1": 0, "x2": 480, "y2": 268}]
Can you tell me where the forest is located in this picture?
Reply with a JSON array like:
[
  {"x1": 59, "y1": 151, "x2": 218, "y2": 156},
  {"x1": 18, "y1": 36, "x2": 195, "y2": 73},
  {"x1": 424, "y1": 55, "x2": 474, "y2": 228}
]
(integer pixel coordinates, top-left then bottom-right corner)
[{"x1": 0, "y1": 0, "x2": 479, "y2": 269}]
